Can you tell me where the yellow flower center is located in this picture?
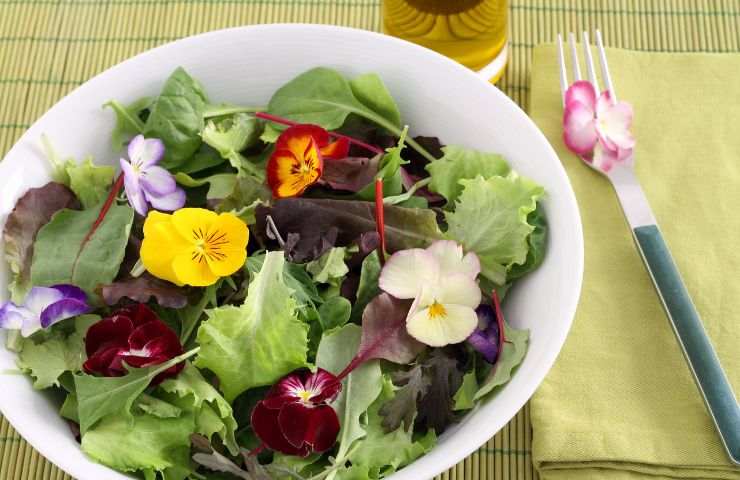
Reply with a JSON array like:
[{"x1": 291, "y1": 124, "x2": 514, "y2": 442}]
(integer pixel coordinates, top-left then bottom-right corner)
[
  {"x1": 297, "y1": 390, "x2": 313, "y2": 402},
  {"x1": 428, "y1": 301, "x2": 447, "y2": 319},
  {"x1": 191, "y1": 228, "x2": 228, "y2": 264}
]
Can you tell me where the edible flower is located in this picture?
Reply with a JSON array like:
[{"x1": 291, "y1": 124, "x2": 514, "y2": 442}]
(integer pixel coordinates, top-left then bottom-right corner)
[
  {"x1": 466, "y1": 304, "x2": 501, "y2": 364},
  {"x1": 251, "y1": 368, "x2": 341, "y2": 457},
  {"x1": 563, "y1": 80, "x2": 635, "y2": 172},
  {"x1": 140, "y1": 208, "x2": 249, "y2": 287},
  {"x1": 83, "y1": 303, "x2": 184, "y2": 384},
  {"x1": 379, "y1": 240, "x2": 481, "y2": 347},
  {"x1": 0, "y1": 284, "x2": 89, "y2": 337},
  {"x1": 266, "y1": 124, "x2": 349, "y2": 199},
  {"x1": 120, "y1": 134, "x2": 186, "y2": 216}
]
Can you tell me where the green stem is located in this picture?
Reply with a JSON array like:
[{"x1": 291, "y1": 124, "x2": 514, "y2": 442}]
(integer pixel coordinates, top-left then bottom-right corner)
[{"x1": 203, "y1": 105, "x2": 264, "y2": 119}]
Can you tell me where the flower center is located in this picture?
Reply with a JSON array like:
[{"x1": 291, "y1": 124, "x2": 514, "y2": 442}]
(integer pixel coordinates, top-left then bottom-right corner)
[
  {"x1": 297, "y1": 389, "x2": 313, "y2": 403},
  {"x1": 428, "y1": 301, "x2": 447, "y2": 319},
  {"x1": 190, "y1": 228, "x2": 228, "y2": 263}
]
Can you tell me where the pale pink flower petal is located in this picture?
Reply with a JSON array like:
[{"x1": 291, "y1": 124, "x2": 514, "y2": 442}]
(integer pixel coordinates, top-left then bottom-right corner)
[
  {"x1": 563, "y1": 100, "x2": 599, "y2": 154},
  {"x1": 596, "y1": 92, "x2": 635, "y2": 151},
  {"x1": 565, "y1": 80, "x2": 597, "y2": 109}
]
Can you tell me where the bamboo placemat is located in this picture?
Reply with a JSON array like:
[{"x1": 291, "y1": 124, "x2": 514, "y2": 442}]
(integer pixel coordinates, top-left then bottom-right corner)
[{"x1": 1, "y1": 1, "x2": 739, "y2": 479}]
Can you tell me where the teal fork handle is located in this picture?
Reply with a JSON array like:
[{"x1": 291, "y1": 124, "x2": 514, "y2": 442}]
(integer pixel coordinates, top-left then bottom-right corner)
[{"x1": 634, "y1": 224, "x2": 740, "y2": 465}]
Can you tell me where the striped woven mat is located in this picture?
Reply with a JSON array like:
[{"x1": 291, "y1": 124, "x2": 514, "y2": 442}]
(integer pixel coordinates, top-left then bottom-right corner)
[{"x1": 1, "y1": 1, "x2": 739, "y2": 479}]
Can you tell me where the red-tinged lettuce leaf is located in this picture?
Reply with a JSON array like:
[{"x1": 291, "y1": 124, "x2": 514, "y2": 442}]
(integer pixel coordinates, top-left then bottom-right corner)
[
  {"x1": 101, "y1": 273, "x2": 188, "y2": 309},
  {"x1": 322, "y1": 155, "x2": 380, "y2": 192},
  {"x1": 403, "y1": 136, "x2": 443, "y2": 178},
  {"x1": 2, "y1": 182, "x2": 78, "y2": 302},
  {"x1": 357, "y1": 293, "x2": 424, "y2": 365},
  {"x1": 254, "y1": 198, "x2": 443, "y2": 257},
  {"x1": 379, "y1": 364, "x2": 429, "y2": 432},
  {"x1": 283, "y1": 227, "x2": 338, "y2": 264}
]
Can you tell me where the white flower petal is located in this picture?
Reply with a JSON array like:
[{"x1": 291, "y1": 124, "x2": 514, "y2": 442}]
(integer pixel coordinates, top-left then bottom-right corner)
[
  {"x1": 146, "y1": 187, "x2": 186, "y2": 212},
  {"x1": 437, "y1": 274, "x2": 481, "y2": 308},
  {"x1": 23, "y1": 286, "x2": 64, "y2": 317},
  {"x1": 0, "y1": 302, "x2": 28, "y2": 331},
  {"x1": 426, "y1": 240, "x2": 480, "y2": 279},
  {"x1": 406, "y1": 304, "x2": 478, "y2": 347},
  {"x1": 379, "y1": 249, "x2": 439, "y2": 299}
]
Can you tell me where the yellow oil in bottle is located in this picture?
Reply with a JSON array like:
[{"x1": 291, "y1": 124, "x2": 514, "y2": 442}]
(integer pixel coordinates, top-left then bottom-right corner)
[{"x1": 383, "y1": 0, "x2": 508, "y2": 82}]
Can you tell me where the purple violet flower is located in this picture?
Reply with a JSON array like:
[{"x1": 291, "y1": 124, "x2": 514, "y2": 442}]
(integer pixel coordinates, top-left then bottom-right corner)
[
  {"x1": 0, "y1": 285, "x2": 90, "y2": 337},
  {"x1": 466, "y1": 304, "x2": 501, "y2": 364},
  {"x1": 120, "y1": 135, "x2": 185, "y2": 216}
]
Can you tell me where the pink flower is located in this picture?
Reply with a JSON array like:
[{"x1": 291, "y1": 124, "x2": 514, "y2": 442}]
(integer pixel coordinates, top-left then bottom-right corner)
[
  {"x1": 563, "y1": 80, "x2": 635, "y2": 172},
  {"x1": 83, "y1": 303, "x2": 184, "y2": 384},
  {"x1": 251, "y1": 368, "x2": 341, "y2": 457}
]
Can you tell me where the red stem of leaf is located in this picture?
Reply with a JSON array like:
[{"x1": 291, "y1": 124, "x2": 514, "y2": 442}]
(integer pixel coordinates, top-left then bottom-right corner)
[
  {"x1": 491, "y1": 290, "x2": 507, "y2": 356},
  {"x1": 247, "y1": 444, "x2": 266, "y2": 457},
  {"x1": 82, "y1": 173, "x2": 124, "y2": 246},
  {"x1": 335, "y1": 354, "x2": 367, "y2": 383},
  {"x1": 374, "y1": 178, "x2": 386, "y2": 266},
  {"x1": 254, "y1": 111, "x2": 384, "y2": 155}
]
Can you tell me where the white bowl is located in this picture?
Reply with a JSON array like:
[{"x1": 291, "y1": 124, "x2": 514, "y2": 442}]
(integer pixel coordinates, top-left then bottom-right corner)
[{"x1": 0, "y1": 24, "x2": 582, "y2": 480}]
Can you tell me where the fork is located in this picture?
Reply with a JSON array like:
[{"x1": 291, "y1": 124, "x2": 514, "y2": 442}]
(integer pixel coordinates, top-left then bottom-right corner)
[{"x1": 558, "y1": 30, "x2": 740, "y2": 465}]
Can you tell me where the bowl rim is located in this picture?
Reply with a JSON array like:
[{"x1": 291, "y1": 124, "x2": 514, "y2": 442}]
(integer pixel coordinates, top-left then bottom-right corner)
[{"x1": 0, "y1": 22, "x2": 584, "y2": 480}]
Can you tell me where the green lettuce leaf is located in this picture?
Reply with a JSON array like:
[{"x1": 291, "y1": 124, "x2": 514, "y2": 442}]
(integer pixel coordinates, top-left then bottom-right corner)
[
  {"x1": 81, "y1": 411, "x2": 194, "y2": 480},
  {"x1": 74, "y1": 348, "x2": 198, "y2": 434},
  {"x1": 195, "y1": 251, "x2": 308, "y2": 401},
  {"x1": 445, "y1": 174, "x2": 544, "y2": 285},
  {"x1": 453, "y1": 368, "x2": 479, "y2": 411},
  {"x1": 201, "y1": 113, "x2": 261, "y2": 158},
  {"x1": 425, "y1": 145, "x2": 510, "y2": 205},
  {"x1": 135, "y1": 393, "x2": 183, "y2": 418},
  {"x1": 175, "y1": 172, "x2": 237, "y2": 200},
  {"x1": 30, "y1": 202, "x2": 134, "y2": 296},
  {"x1": 159, "y1": 362, "x2": 239, "y2": 455},
  {"x1": 2, "y1": 182, "x2": 77, "y2": 302},
  {"x1": 104, "y1": 97, "x2": 150, "y2": 150},
  {"x1": 349, "y1": 73, "x2": 402, "y2": 129},
  {"x1": 65, "y1": 158, "x2": 116, "y2": 209},
  {"x1": 349, "y1": 375, "x2": 435, "y2": 473},
  {"x1": 316, "y1": 324, "x2": 383, "y2": 479},
  {"x1": 215, "y1": 173, "x2": 271, "y2": 225},
  {"x1": 144, "y1": 67, "x2": 208, "y2": 169},
  {"x1": 507, "y1": 202, "x2": 548, "y2": 281},
  {"x1": 349, "y1": 251, "x2": 381, "y2": 324},
  {"x1": 474, "y1": 321, "x2": 529, "y2": 401},
  {"x1": 306, "y1": 247, "x2": 349, "y2": 285}
]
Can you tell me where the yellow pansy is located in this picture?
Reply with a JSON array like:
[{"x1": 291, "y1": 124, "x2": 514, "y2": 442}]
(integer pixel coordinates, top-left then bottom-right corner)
[{"x1": 141, "y1": 208, "x2": 249, "y2": 287}]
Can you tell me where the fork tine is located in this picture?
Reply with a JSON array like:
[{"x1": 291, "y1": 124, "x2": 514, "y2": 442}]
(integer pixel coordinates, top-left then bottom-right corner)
[
  {"x1": 568, "y1": 32, "x2": 582, "y2": 81},
  {"x1": 595, "y1": 29, "x2": 617, "y2": 103},
  {"x1": 582, "y1": 31, "x2": 600, "y2": 93},
  {"x1": 556, "y1": 33, "x2": 568, "y2": 106}
]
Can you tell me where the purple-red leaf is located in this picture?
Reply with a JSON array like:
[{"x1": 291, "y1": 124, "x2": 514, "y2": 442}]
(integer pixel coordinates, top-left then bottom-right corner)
[
  {"x1": 321, "y1": 155, "x2": 380, "y2": 192},
  {"x1": 2, "y1": 182, "x2": 78, "y2": 300},
  {"x1": 101, "y1": 273, "x2": 188, "y2": 309}
]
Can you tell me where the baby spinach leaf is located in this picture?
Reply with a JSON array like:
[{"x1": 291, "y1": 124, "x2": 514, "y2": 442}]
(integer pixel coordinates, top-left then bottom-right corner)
[
  {"x1": 101, "y1": 273, "x2": 188, "y2": 309},
  {"x1": 425, "y1": 145, "x2": 511, "y2": 205},
  {"x1": 104, "y1": 97, "x2": 150, "y2": 151},
  {"x1": 318, "y1": 296, "x2": 352, "y2": 331},
  {"x1": 2, "y1": 182, "x2": 77, "y2": 302},
  {"x1": 175, "y1": 172, "x2": 237, "y2": 200},
  {"x1": 195, "y1": 251, "x2": 308, "y2": 401},
  {"x1": 349, "y1": 251, "x2": 381, "y2": 324},
  {"x1": 30, "y1": 202, "x2": 134, "y2": 297},
  {"x1": 473, "y1": 321, "x2": 529, "y2": 401},
  {"x1": 445, "y1": 174, "x2": 544, "y2": 286},
  {"x1": 144, "y1": 67, "x2": 208, "y2": 169},
  {"x1": 75, "y1": 348, "x2": 198, "y2": 434},
  {"x1": 177, "y1": 144, "x2": 227, "y2": 174},
  {"x1": 316, "y1": 324, "x2": 383, "y2": 476},
  {"x1": 349, "y1": 73, "x2": 402, "y2": 129}
]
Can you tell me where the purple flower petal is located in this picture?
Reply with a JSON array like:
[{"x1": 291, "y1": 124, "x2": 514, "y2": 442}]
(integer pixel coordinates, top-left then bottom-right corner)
[
  {"x1": 146, "y1": 187, "x2": 186, "y2": 212},
  {"x1": 50, "y1": 284, "x2": 87, "y2": 304},
  {"x1": 23, "y1": 286, "x2": 64, "y2": 317},
  {"x1": 140, "y1": 166, "x2": 176, "y2": 196},
  {"x1": 40, "y1": 298, "x2": 90, "y2": 328},
  {"x1": 129, "y1": 135, "x2": 165, "y2": 169},
  {"x1": 466, "y1": 305, "x2": 500, "y2": 363},
  {"x1": 121, "y1": 158, "x2": 149, "y2": 216},
  {"x1": 0, "y1": 302, "x2": 27, "y2": 330}
]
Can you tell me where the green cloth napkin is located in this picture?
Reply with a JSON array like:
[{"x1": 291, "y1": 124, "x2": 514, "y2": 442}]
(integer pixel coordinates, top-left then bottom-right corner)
[{"x1": 528, "y1": 44, "x2": 740, "y2": 480}]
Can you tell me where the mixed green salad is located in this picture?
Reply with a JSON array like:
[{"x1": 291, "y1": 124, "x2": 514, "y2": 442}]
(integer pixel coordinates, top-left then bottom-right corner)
[{"x1": 0, "y1": 66, "x2": 546, "y2": 480}]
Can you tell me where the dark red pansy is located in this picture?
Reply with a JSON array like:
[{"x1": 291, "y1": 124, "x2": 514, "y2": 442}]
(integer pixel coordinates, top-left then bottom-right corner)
[
  {"x1": 251, "y1": 368, "x2": 341, "y2": 457},
  {"x1": 83, "y1": 303, "x2": 184, "y2": 384}
]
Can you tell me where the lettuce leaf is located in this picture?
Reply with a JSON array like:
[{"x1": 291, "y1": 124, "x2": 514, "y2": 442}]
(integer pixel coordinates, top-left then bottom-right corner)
[
  {"x1": 195, "y1": 251, "x2": 308, "y2": 401},
  {"x1": 2, "y1": 182, "x2": 77, "y2": 302},
  {"x1": 473, "y1": 321, "x2": 529, "y2": 401},
  {"x1": 159, "y1": 362, "x2": 238, "y2": 455},
  {"x1": 445, "y1": 174, "x2": 544, "y2": 286},
  {"x1": 65, "y1": 158, "x2": 116, "y2": 209},
  {"x1": 349, "y1": 251, "x2": 381, "y2": 324},
  {"x1": 306, "y1": 247, "x2": 349, "y2": 285},
  {"x1": 425, "y1": 145, "x2": 510, "y2": 205},
  {"x1": 507, "y1": 202, "x2": 548, "y2": 281}
]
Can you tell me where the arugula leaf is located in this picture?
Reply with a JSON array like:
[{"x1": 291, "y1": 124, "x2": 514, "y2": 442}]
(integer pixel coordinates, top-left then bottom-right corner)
[
  {"x1": 349, "y1": 251, "x2": 381, "y2": 324},
  {"x1": 175, "y1": 172, "x2": 237, "y2": 200},
  {"x1": 104, "y1": 97, "x2": 150, "y2": 150},
  {"x1": 349, "y1": 376, "x2": 435, "y2": 473},
  {"x1": 144, "y1": 67, "x2": 208, "y2": 169},
  {"x1": 101, "y1": 273, "x2": 188, "y2": 309},
  {"x1": 255, "y1": 199, "x2": 443, "y2": 255},
  {"x1": 65, "y1": 158, "x2": 116, "y2": 209},
  {"x1": 473, "y1": 321, "x2": 529, "y2": 401},
  {"x1": 159, "y1": 362, "x2": 238, "y2": 455},
  {"x1": 425, "y1": 145, "x2": 511, "y2": 205},
  {"x1": 74, "y1": 348, "x2": 198, "y2": 434},
  {"x1": 30, "y1": 202, "x2": 134, "y2": 296},
  {"x1": 507, "y1": 202, "x2": 548, "y2": 280},
  {"x1": 306, "y1": 247, "x2": 349, "y2": 285},
  {"x1": 445, "y1": 174, "x2": 544, "y2": 286},
  {"x1": 349, "y1": 73, "x2": 402, "y2": 129},
  {"x1": 81, "y1": 411, "x2": 194, "y2": 479},
  {"x1": 195, "y1": 251, "x2": 308, "y2": 401},
  {"x1": 316, "y1": 324, "x2": 382, "y2": 478},
  {"x1": 2, "y1": 182, "x2": 77, "y2": 302}
]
